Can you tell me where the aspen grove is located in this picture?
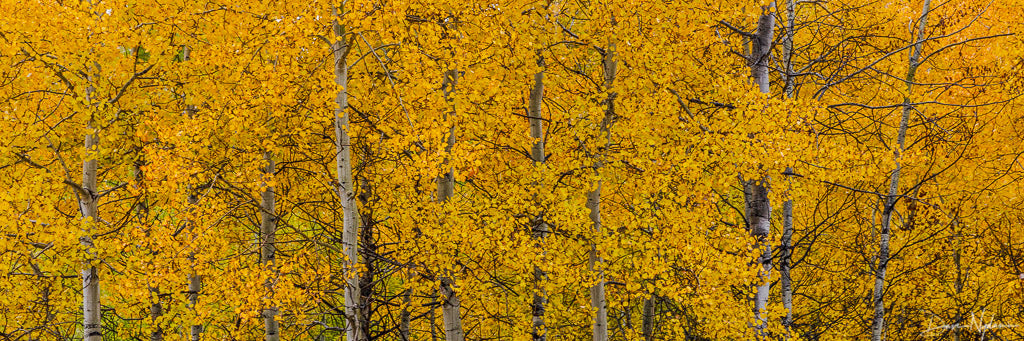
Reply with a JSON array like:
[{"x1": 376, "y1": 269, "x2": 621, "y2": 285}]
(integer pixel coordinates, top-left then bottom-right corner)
[{"x1": 3, "y1": 0, "x2": 1024, "y2": 340}]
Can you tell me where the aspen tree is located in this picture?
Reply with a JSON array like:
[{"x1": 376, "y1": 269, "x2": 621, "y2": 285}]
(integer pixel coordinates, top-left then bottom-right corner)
[
  {"x1": 745, "y1": 9, "x2": 774, "y2": 338},
  {"x1": 79, "y1": 18, "x2": 103, "y2": 338},
  {"x1": 588, "y1": 42, "x2": 616, "y2": 341},
  {"x1": 779, "y1": 1, "x2": 797, "y2": 334},
  {"x1": 187, "y1": 193, "x2": 202, "y2": 341},
  {"x1": 438, "y1": 67, "x2": 465, "y2": 341},
  {"x1": 331, "y1": 7, "x2": 368, "y2": 340},
  {"x1": 779, "y1": 168, "x2": 795, "y2": 336},
  {"x1": 871, "y1": 1, "x2": 932, "y2": 339},
  {"x1": 528, "y1": 54, "x2": 549, "y2": 341},
  {"x1": 260, "y1": 152, "x2": 279, "y2": 341},
  {"x1": 177, "y1": 44, "x2": 204, "y2": 341},
  {"x1": 79, "y1": 100, "x2": 102, "y2": 341}
]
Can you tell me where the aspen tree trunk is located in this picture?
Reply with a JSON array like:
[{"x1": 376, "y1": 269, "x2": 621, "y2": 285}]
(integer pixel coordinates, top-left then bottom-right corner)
[
  {"x1": 400, "y1": 290, "x2": 411, "y2": 340},
  {"x1": 586, "y1": 187, "x2": 607, "y2": 341},
  {"x1": 871, "y1": 1, "x2": 931, "y2": 339},
  {"x1": 782, "y1": 0, "x2": 796, "y2": 99},
  {"x1": 780, "y1": 172, "x2": 794, "y2": 335},
  {"x1": 780, "y1": 1, "x2": 796, "y2": 333},
  {"x1": 79, "y1": 55, "x2": 102, "y2": 339},
  {"x1": 80, "y1": 121, "x2": 102, "y2": 341},
  {"x1": 588, "y1": 43, "x2": 616, "y2": 341},
  {"x1": 746, "y1": 10, "x2": 774, "y2": 339},
  {"x1": 528, "y1": 56, "x2": 548, "y2": 341},
  {"x1": 750, "y1": 12, "x2": 774, "y2": 95},
  {"x1": 438, "y1": 69, "x2": 465, "y2": 341},
  {"x1": 187, "y1": 193, "x2": 201, "y2": 341},
  {"x1": 260, "y1": 152, "x2": 279, "y2": 341},
  {"x1": 134, "y1": 163, "x2": 161, "y2": 341},
  {"x1": 641, "y1": 296, "x2": 655, "y2": 341},
  {"x1": 149, "y1": 289, "x2": 161, "y2": 341},
  {"x1": 332, "y1": 13, "x2": 368, "y2": 341},
  {"x1": 178, "y1": 45, "x2": 203, "y2": 341}
]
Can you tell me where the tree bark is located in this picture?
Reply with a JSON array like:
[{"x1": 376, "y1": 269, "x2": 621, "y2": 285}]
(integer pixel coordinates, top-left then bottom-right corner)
[
  {"x1": 529, "y1": 55, "x2": 548, "y2": 341},
  {"x1": 782, "y1": 0, "x2": 796, "y2": 98},
  {"x1": 871, "y1": 1, "x2": 931, "y2": 340},
  {"x1": 332, "y1": 12, "x2": 368, "y2": 341},
  {"x1": 750, "y1": 11, "x2": 775, "y2": 95},
  {"x1": 187, "y1": 189, "x2": 202, "y2": 341},
  {"x1": 780, "y1": 1, "x2": 797, "y2": 336},
  {"x1": 589, "y1": 42, "x2": 616, "y2": 341},
  {"x1": 177, "y1": 44, "x2": 201, "y2": 341},
  {"x1": 188, "y1": 271, "x2": 201, "y2": 341},
  {"x1": 641, "y1": 295, "x2": 655, "y2": 341},
  {"x1": 260, "y1": 152, "x2": 279, "y2": 341},
  {"x1": 780, "y1": 177, "x2": 794, "y2": 336},
  {"x1": 187, "y1": 191, "x2": 202, "y2": 341},
  {"x1": 400, "y1": 289, "x2": 411, "y2": 340},
  {"x1": 438, "y1": 68, "x2": 465, "y2": 341},
  {"x1": 80, "y1": 122, "x2": 101, "y2": 341},
  {"x1": 745, "y1": 10, "x2": 774, "y2": 339}
]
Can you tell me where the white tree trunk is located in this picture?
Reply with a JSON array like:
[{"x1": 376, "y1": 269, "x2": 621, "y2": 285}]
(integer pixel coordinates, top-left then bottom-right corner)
[
  {"x1": 588, "y1": 42, "x2": 616, "y2": 341},
  {"x1": 745, "y1": 180, "x2": 772, "y2": 336},
  {"x1": 782, "y1": 0, "x2": 796, "y2": 98},
  {"x1": 641, "y1": 295, "x2": 655, "y2": 341},
  {"x1": 780, "y1": 0, "x2": 797, "y2": 335},
  {"x1": 400, "y1": 290, "x2": 411, "y2": 340},
  {"x1": 871, "y1": 1, "x2": 931, "y2": 340},
  {"x1": 750, "y1": 12, "x2": 775, "y2": 95},
  {"x1": 260, "y1": 152, "x2": 279, "y2": 341},
  {"x1": 332, "y1": 14, "x2": 368, "y2": 341},
  {"x1": 80, "y1": 136, "x2": 101, "y2": 341},
  {"x1": 188, "y1": 272, "x2": 201, "y2": 341},
  {"x1": 187, "y1": 191, "x2": 202, "y2": 341},
  {"x1": 177, "y1": 45, "x2": 202, "y2": 341},
  {"x1": 135, "y1": 162, "x2": 161, "y2": 341},
  {"x1": 528, "y1": 56, "x2": 548, "y2": 341},
  {"x1": 80, "y1": 69, "x2": 102, "y2": 341},
  {"x1": 587, "y1": 183, "x2": 607, "y2": 341},
  {"x1": 746, "y1": 10, "x2": 774, "y2": 338},
  {"x1": 438, "y1": 68, "x2": 465, "y2": 341},
  {"x1": 780, "y1": 188, "x2": 794, "y2": 335},
  {"x1": 439, "y1": 279, "x2": 464, "y2": 341},
  {"x1": 438, "y1": 163, "x2": 463, "y2": 341}
]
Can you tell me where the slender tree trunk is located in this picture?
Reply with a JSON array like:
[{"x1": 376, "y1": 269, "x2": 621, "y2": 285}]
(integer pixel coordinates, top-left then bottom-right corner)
[
  {"x1": 80, "y1": 120, "x2": 102, "y2": 341},
  {"x1": 188, "y1": 272, "x2": 201, "y2": 341},
  {"x1": 188, "y1": 189, "x2": 201, "y2": 337},
  {"x1": 439, "y1": 278, "x2": 464, "y2": 341},
  {"x1": 744, "y1": 9, "x2": 775, "y2": 339},
  {"x1": 750, "y1": 11, "x2": 775, "y2": 95},
  {"x1": 133, "y1": 162, "x2": 161, "y2": 341},
  {"x1": 176, "y1": 44, "x2": 199, "y2": 341},
  {"x1": 358, "y1": 180, "x2": 375, "y2": 338},
  {"x1": 77, "y1": 52, "x2": 103, "y2": 340},
  {"x1": 438, "y1": 68, "x2": 465, "y2": 341},
  {"x1": 528, "y1": 55, "x2": 548, "y2": 341},
  {"x1": 782, "y1": 0, "x2": 796, "y2": 98},
  {"x1": 641, "y1": 295, "x2": 655, "y2": 341},
  {"x1": 780, "y1": 1, "x2": 797, "y2": 336},
  {"x1": 745, "y1": 180, "x2": 772, "y2": 337},
  {"x1": 780, "y1": 171, "x2": 794, "y2": 336},
  {"x1": 587, "y1": 183, "x2": 607, "y2": 341},
  {"x1": 871, "y1": 1, "x2": 931, "y2": 340},
  {"x1": 589, "y1": 42, "x2": 616, "y2": 341},
  {"x1": 187, "y1": 191, "x2": 202, "y2": 341},
  {"x1": 332, "y1": 13, "x2": 368, "y2": 341},
  {"x1": 400, "y1": 289, "x2": 411, "y2": 340},
  {"x1": 260, "y1": 152, "x2": 279, "y2": 341}
]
